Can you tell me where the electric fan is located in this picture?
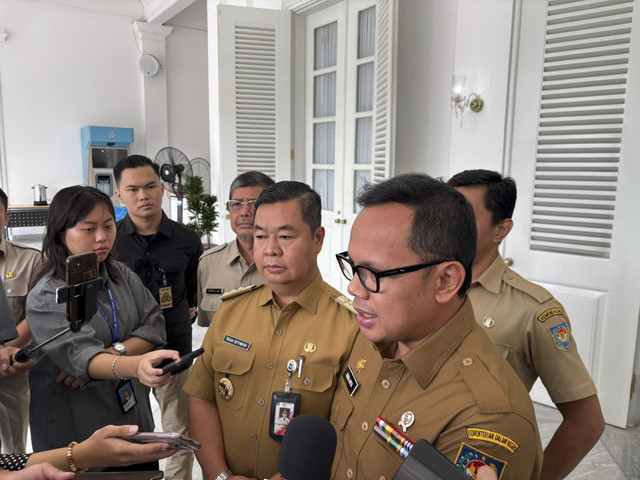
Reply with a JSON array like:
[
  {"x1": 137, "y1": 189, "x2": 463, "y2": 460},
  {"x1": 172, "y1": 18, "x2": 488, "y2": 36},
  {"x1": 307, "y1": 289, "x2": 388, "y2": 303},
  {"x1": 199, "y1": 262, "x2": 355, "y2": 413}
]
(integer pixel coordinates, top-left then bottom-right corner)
[{"x1": 153, "y1": 147, "x2": 193, "y2": 223}]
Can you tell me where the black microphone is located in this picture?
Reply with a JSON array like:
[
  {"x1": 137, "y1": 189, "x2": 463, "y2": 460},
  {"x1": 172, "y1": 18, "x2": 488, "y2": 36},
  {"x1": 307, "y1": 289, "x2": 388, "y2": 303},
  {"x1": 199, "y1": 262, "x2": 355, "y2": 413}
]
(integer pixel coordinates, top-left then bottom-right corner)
[
  {"x1": 278, "y1": 415, "x2": 337, "y2": 480},
  {"x1": 392, "y1": 439, "x2": 468, "y2": 480}
]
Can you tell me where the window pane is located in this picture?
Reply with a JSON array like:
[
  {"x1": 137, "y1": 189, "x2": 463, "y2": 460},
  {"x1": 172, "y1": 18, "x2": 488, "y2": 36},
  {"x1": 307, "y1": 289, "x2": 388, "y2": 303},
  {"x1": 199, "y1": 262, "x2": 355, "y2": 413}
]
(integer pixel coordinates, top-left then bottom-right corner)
[
  {"x1": 313, "y1": 169, "x2": 335, "y2": 211},
  {"x1": 355, "y1": 117, "x2": 372, "y2": 165},
  {"x1": 315, "y1": 21, "x2": 337, "y2": 70},
  {"x1": 353, "y1": 170, "x2": 371, "y2": 213},
  {"x1": 314, "y1": 122, "x2": 335, "y2": 165},
  {"x1": 314, "y1": 72, "x2": 336, "y2": 117},
  {"x1": 358, "y1": 7, "x2": 376, "y2": 59},
  {"x1": 357, "y1": 62, "x2": 374, "y2": 112}
]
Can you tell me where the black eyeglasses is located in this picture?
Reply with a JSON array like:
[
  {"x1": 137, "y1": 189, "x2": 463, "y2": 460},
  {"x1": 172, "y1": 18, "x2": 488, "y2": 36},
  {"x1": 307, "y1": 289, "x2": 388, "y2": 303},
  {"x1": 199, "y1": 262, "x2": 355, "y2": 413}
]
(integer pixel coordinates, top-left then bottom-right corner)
[
  {"x1": 335, "y1": 251, "x2": 448, "y2": 293},
  {"x1": 225, "y1": 199, "x2": 258, "y2": 212}
]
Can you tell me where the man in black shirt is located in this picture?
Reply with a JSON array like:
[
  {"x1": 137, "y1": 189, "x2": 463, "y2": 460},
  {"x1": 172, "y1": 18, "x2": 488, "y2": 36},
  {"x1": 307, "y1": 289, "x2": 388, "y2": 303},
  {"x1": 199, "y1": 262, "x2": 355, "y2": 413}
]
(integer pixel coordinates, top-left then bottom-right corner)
[{"x1": 114, "y1": 155, "x2": 202, "y2": 480}]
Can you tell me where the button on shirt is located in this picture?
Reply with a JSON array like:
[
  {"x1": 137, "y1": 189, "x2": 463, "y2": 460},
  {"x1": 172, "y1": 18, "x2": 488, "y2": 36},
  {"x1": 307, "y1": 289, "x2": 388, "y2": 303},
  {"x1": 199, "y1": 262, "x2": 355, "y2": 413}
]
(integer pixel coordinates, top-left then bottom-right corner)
[
  {"x1": 116, "y1": 212, "x2": 202, "y2": 357},
  {"x1": 330, "y1": 300, "x2": 542, "y2": 480},
  {"x1": 197, "y1": 240, "x2": 266, "y2": 326},
  {"x1": 184, "y1": 273, "x2": 359, "y2": 479},
  {"x1": 468, "y1": 254, "x2": 597, "y2": 403}
]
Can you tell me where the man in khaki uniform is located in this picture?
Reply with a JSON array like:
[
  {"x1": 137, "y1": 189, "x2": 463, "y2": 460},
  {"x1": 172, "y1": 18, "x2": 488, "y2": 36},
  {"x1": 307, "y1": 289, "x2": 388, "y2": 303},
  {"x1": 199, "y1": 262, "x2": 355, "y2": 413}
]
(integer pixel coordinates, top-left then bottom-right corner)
[
  {"x1": 0, "y1": 187, "x2": 43, "y2": 453},
  {"x1": 197, "y1": 171, "x2": 274, "y2": 326},
  {"x1": 448, "y1": 169, "x2": 604, "y2": 480},
  {"x1": 331, "y1": 174, "x2": 542, "y2": 480},
  {"x1": 185, "y1": 181, "x2": 359, "y2": 480}
]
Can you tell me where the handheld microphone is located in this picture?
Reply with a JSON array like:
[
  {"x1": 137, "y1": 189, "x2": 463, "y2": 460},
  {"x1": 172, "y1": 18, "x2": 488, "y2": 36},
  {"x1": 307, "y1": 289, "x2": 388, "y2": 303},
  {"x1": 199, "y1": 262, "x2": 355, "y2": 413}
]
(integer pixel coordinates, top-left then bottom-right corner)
[
  {"x1": 392, "y1": 439, "x2": 468, "y2": 480},
  {"x1": 277, "y1": 415, "x2": 337, "y2": 480}
]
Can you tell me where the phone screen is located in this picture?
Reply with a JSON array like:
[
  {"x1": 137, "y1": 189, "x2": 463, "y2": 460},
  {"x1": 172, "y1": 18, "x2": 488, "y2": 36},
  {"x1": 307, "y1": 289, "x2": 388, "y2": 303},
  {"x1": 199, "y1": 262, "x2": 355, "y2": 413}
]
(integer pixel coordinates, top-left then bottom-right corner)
[{"x1": 65, "y1": 253, "x2": 99, "y2": 324}]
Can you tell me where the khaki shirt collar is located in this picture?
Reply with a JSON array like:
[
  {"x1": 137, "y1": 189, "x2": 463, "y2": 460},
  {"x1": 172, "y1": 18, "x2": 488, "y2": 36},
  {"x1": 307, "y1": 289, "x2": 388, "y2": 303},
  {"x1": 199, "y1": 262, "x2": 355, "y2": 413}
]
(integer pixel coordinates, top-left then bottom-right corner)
[
  {"x1": 257, "y1": 271, "x2": 324, "y2": 314},
  {"x1": 400, "y1": 299, "x2": 476, "y2": 389},
  {"x1": 473, "y1": 254, "x2": 505, "y2": 295},
  {"x1": 223, "y1": 239, "x2": 246, "y2": 267}
]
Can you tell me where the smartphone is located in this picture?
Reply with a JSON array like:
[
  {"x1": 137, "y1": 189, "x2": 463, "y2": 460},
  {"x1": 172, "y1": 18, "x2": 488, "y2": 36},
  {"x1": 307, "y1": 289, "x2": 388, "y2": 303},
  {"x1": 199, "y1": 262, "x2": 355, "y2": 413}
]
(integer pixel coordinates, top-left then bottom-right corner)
[
  {"x1": 122, "y1": 432, "x2": 201, "y2": 451},
  {"x1": 65, "y1": 253, "x2": 99, "y2": 324},
  {"x1": 160, "y1": 348, "x2": 205, "y2": 375}
]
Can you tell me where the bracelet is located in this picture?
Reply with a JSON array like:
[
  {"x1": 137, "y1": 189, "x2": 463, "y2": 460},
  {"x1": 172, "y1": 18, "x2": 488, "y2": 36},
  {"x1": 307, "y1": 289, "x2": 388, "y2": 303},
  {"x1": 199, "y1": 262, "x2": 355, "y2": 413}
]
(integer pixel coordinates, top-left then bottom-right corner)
[
  {"x1": 214, "y1": 470, "x2": 233, "y2": 480},
  {"x1": 66, "y1": 441, "x2": 88, "y2": 473},
  {"x1": 111, "y1": 355, "x2": 128, "y2": 380}
]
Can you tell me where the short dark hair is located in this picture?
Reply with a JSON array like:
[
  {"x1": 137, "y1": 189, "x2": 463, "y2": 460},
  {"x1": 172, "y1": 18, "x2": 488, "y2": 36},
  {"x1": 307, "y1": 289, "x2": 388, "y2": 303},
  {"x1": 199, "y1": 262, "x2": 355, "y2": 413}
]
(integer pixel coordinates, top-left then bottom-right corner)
[
  {"x1": 37, "y1": 185, "x2": 120, "y2": 284},
  {"x1": 357, "y1": 173, "x2": 476, "y2": 296},
  {"x1": 113, "y1": 155, "x2": 160, "y2": 185},
  {"x1": 253, "y1": 181, "x2": 322, "y2": 235},
  {"x1": 0, "y1": 188, "x2": 7, "y2": 212},
  {"x1": 447, "y1": 169, "x2": 517, "y2": 225},
  {"x1": 229, "y1": 171, "x2": 275, "y2": 199}
]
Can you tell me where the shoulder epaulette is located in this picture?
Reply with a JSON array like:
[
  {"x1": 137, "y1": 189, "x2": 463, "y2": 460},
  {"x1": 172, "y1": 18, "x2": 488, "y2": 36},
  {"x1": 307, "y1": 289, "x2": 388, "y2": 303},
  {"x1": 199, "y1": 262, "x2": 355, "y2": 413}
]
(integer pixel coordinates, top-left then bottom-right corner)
[
  {"x1": 8, "y1": 241, "x2": 40, "y2": 252},
  {"x1": 331, "y1": 294, "x2": 357, "y2": 314},
  {"x1": 220, "y1": 283, "x2": 263, "y2": 301},
  {"x1": 502, "y1": 267, "x2": 552, "y2": 304},
  {"x1": 200, "y1": 243, "x2": 228, "y2": 259}
]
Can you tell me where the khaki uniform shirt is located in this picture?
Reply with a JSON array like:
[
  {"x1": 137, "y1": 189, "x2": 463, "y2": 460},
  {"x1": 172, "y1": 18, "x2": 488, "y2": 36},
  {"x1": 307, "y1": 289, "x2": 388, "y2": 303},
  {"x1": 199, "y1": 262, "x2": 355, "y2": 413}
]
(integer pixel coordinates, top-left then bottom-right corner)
[
  {"x1": 0, "y1": 239, "x2": 42, "y2": 325},
  {"x1": 330, "y1": 300, "x2": 542, "y2": 480},
  {"x1": 196, "y1": 240, "x2": 266, "y2": 326},
  {"x1": 468, "y1": 254, "x2": 597, "y2": 403},
  {"x1": 184, "y1": 273, "x2": 358, "y2": 479}
]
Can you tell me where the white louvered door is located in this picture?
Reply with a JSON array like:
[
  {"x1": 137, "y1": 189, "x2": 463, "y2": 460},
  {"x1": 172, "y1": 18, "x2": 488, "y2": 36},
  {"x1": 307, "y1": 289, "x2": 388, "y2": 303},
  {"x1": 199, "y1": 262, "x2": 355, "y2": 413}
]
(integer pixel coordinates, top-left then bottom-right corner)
[
  {"x1": 306, "y1": 0, "x2": 395, "y2": 293},
  {"x1": 217, "y1": 4, "x2": 291, "y2": 242},
  {"x1": 509, "y1": 0, "x2": 640, "y2": 427}
]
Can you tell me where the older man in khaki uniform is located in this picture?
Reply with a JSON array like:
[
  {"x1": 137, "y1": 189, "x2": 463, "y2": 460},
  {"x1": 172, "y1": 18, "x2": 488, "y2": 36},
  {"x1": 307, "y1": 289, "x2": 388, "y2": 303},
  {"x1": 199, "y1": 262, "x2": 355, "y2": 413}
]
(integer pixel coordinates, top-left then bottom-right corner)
[
  {"x1": 197, "y1": 171, "x2": 274, "y2": 326},
  {"x1": 0, "y1": 187, "x2": 42, "y2": 453},
  {"x1": 448, "y1": 169, "x2": 604, "y2": 480},
  {"x1": 185, "y1": 181, "x2": 359, "y2": 480},
  {"x1": 331, "y1": 174, "x2": 542, "y2": 480}
]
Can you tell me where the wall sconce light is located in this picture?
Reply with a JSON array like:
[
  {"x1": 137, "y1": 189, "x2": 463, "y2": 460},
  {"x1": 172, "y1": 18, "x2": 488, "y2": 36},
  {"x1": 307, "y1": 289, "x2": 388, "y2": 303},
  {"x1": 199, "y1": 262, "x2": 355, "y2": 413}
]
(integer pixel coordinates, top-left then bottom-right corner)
[{"x1": 450, "y1": 75, "x2": 484, "y2": 126}]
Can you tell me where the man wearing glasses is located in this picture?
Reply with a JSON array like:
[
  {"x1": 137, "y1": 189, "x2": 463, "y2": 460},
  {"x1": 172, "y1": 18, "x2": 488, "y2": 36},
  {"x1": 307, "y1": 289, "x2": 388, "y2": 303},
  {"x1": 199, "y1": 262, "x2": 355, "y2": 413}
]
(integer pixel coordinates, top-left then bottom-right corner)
[
  {"x1": 196, "y1": 171, "x2": 274, "y2": 326},
  {"x1": 330, "y1": 174, "x2": 542, "y2": 480}
]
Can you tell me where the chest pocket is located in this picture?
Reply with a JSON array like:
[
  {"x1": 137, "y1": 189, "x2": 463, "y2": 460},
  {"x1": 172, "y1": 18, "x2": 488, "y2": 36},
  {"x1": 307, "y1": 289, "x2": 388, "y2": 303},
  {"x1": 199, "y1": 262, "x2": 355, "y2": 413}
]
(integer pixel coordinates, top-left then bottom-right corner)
[
  {"x1": 212, "y1": 347, "x2": 255, "y2": 411},
  {"x1": 200, "y1": 295, "x2": 222, "y2": 317},
  {"x1": 4, "y1": 276, "x2": 29, "y2": 324},
  {"x1": 289, "y1": 363, "x2": 336, "y2": 393}
]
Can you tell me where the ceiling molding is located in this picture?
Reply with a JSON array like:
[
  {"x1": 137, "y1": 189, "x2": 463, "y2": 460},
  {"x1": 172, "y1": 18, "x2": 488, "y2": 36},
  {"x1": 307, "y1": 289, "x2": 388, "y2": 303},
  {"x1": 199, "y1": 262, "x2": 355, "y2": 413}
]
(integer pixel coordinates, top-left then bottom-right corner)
[
  {"x1": 142, "y1": 0, "x2": 197, "y2": 24},
  {"x1": 18, "y1": 0, "x2": 144, "y2": 19}
]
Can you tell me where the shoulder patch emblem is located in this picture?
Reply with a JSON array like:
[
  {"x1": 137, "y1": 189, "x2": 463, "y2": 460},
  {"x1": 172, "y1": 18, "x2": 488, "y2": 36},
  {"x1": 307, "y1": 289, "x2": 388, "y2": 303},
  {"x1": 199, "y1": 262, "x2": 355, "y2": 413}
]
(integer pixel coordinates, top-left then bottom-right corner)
[
  {"x1": 454, "y1": 443, "x2": 506, "y2": 479},
  {"x1": 331, "y1": 294, "x2": 357, "y2": 314},
  {"x1": 220, "y1": 284, "x2": 261, "y2": 301},
  {"x1": 549, "y1": 321, "x2": 574, "y2": 351},
  {"x1": 537, "y1": 307, "x2": 564, "y2": 323},
  {"x1": 466, "y1": 428, "x2": 519, "y2": 454}
]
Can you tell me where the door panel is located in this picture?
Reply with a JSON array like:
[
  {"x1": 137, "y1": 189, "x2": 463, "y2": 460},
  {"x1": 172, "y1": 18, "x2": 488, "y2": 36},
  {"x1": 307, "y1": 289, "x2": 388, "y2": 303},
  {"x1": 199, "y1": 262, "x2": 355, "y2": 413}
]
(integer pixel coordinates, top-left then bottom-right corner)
[{"x1": 509, "y1": 0, "x2": 640, "y2": 427}]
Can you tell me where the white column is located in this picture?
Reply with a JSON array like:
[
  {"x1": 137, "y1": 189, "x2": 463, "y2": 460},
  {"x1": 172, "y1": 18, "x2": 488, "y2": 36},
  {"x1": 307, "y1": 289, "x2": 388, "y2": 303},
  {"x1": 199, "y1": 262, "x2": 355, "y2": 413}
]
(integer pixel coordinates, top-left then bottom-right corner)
[{"x1": 133, "y1": 22, "x2": 173, "y2": 158}]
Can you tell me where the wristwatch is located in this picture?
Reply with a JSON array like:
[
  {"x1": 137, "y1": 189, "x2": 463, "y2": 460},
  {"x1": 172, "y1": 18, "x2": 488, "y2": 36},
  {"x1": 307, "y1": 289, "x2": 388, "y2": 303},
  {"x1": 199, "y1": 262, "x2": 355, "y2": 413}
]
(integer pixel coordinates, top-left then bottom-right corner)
[
  {"x1": 214, "y1": 470, "x2": 232, "y2": 480},
  {"x1": 113, "y1": 342, "x2": 127, "y2": 356}
]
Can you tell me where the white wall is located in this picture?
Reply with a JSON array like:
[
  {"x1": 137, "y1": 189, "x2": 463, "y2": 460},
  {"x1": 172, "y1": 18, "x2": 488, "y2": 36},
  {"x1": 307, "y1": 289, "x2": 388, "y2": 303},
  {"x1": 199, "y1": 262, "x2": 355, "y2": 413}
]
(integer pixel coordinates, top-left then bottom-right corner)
[
  {"x1": 393, "y1": 0, "x2": 514, "y2": 180},
  {"x1": 166, "y1": 17, "x2": 210, "y2": 162},
  {"x1": 394, "y1": 0, "x2": 458, "y2": 178},
  {"x1": 0, "y1": 0, "x2": 146, "y2": 206}
]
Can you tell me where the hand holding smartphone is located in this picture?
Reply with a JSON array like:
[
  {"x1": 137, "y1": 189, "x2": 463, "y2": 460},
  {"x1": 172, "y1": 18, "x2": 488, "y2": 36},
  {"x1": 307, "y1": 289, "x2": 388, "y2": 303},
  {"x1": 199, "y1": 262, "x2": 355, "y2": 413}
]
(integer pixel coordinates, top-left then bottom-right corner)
[
  {"x1": 159, "y1": 348, "x2": 205, "y2": 375},
  {"x1": 122, "y1": 432, "x2": 201, "y2": 450}
]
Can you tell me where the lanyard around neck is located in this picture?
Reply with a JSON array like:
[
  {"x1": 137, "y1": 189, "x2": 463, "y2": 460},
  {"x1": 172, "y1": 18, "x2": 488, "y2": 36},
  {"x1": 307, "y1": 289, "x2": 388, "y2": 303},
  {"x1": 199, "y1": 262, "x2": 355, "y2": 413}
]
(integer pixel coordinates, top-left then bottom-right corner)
[{"x1": 97, "y1": 282, "x2": 119, "y2": 343}]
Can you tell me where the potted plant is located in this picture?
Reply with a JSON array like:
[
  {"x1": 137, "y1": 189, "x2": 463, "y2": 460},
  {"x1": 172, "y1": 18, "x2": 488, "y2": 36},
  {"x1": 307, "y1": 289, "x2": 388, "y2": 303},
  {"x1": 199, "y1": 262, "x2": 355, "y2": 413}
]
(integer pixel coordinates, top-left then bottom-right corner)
[{"x1": 184, "y1": 175, "x2": 219, "y2": 248}]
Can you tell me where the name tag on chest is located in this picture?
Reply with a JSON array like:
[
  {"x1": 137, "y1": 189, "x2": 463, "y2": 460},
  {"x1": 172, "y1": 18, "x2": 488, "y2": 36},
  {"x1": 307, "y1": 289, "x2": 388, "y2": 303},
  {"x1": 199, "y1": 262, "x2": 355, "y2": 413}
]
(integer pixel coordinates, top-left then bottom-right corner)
[
  {"x1": 206, "y1": 288, "x2": 224, "y2": 295},
  {"x1": 223, "y1": 335, "x2": 251, "y2": 351},
  {"x1": 342, "y1": 365, "x2": 359, "y2": 396}
]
